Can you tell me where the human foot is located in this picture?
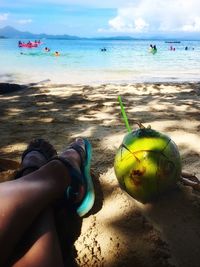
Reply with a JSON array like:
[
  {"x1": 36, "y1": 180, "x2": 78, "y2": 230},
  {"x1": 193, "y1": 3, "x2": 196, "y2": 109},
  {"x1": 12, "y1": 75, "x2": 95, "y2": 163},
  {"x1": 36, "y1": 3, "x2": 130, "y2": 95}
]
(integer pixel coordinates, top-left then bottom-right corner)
[
  {"x1": 59, "y1": 138, "x2": 87, "y2": 203},
  {"x1": 53, "y1": 138, "x2": 95, "y2": 217},
  {"x1": 15, "y1": 139, "x2": 57, "y2": 178}
]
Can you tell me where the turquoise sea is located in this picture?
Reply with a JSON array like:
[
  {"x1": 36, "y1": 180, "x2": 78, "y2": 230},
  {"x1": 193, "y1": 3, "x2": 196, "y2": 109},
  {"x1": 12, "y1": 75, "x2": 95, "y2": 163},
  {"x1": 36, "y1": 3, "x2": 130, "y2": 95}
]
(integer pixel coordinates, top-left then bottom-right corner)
[{"x1": 1, "y1": 38, "x2": 200, "y2": 84}]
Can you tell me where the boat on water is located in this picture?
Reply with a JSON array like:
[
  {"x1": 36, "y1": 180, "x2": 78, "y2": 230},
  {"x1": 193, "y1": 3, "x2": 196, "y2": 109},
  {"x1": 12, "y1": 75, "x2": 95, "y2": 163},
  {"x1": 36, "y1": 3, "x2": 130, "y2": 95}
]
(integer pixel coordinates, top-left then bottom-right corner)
[
  {"x1": 165, "y1": 41, "x2": 181, "y2": 43},
  {"x1": 18, "y1": 40, "x2": 41, "y2": 48}
]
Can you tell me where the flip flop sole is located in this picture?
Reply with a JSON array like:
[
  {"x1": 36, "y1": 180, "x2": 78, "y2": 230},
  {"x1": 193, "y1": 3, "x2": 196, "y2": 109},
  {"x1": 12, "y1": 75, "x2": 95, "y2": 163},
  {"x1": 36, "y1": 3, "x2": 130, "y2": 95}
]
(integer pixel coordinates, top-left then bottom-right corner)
[{"x1": 76, "y1": 139, "x2": 95, "y2": 217}]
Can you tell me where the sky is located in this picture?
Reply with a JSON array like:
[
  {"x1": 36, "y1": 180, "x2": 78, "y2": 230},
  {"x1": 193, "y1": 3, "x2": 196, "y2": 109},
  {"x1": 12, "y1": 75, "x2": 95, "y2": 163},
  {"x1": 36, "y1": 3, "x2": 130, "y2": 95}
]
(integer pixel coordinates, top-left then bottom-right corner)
[{"x1": 1, "y1": 0, "x2": 200, "y2": 37}]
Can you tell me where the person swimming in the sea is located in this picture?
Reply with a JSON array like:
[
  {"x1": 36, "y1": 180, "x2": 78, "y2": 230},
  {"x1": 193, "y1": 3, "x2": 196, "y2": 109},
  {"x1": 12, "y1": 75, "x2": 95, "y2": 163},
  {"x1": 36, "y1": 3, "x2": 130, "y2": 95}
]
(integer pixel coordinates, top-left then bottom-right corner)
[
  {"x1": 54, "y1": 51, "x2": 60, "y2": 56},
  {"x1": 44, "y1": 47, "x2": 50, "y2": 52},
  {"x1": 149, "y1": 44, "x2": 157, "y2": 54}
]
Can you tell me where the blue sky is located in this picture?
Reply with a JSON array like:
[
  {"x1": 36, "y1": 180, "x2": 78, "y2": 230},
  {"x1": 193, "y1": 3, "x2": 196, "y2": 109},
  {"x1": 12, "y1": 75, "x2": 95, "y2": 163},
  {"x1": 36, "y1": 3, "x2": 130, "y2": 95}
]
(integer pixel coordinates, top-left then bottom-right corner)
[{"x1": 1, "y1": 0, "x2": 200, "y2": 37}]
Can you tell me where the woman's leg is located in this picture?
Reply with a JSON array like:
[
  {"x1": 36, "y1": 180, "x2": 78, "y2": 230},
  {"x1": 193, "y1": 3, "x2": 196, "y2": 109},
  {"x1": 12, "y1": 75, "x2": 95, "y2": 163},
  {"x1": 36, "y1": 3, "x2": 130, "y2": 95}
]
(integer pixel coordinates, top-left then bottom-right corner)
[
  {"x1": 5, "y1": 140, "x2": 63, "y2": 267},
  {"x1": 10, "y1": 208, "x2": 64, "y2": 267},
  {"x1": 0, "y1": 140, "x2": 83, "y2": 266}
]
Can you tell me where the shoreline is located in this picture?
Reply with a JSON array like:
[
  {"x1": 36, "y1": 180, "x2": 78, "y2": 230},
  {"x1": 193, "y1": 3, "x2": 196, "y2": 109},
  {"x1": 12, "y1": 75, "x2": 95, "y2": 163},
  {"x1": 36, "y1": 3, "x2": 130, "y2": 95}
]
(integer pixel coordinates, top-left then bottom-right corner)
[
  {"x1": 0, "y1": 81, "x2": 200, "y2": 267},
  {"x1": 1, "y1": 70, "x2": 200, "y2": 86}
]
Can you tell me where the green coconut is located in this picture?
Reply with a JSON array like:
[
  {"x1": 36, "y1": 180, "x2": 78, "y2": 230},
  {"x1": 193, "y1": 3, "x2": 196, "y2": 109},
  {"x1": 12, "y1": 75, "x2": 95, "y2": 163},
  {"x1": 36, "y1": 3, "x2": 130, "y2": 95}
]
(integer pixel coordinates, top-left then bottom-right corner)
[{"x1": 114, "y1": 127, "x2": 182, "y2": 203}]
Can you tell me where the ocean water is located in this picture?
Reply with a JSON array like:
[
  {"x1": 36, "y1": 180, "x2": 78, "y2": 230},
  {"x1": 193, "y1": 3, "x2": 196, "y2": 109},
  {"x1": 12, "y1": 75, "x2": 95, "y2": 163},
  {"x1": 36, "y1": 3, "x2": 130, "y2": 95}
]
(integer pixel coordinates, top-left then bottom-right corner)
[{"x1": 1, "y1": 38, "x2": 200, "y2": 84}]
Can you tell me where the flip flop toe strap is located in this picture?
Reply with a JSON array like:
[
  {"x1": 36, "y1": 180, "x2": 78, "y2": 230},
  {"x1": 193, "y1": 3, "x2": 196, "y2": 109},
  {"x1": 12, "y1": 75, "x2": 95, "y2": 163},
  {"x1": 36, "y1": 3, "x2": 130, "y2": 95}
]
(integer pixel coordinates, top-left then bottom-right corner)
[
  {"x1": 67, "y1": 142, "x2": 85, "y2": 167},
  {"x1": 15, "y1": 139, "x2": 58, "y2": 179},
  {"x1": 22, "y1": 139, "x2": 57, "y2": 161}
]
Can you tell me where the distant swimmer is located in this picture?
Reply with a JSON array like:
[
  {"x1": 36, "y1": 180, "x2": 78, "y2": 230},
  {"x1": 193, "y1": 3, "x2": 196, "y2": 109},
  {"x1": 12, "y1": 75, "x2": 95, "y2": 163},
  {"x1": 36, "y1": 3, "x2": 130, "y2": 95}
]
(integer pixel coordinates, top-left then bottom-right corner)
[
  {"x1": 185, "y1": 46, "x2": 188, "y2": 50},
  {"x1": 101, "y1": 48, "x2": 107, "y2": 52},
  {"x1": 169, "y1": 46, "x2": 176, "y2": 51},
  {"x1": 149, "y1": 44, "x2": 153, "y2": 51},
  {"x1": 54, "y1": 51, "x2": 60, "y2": 56},
  {"x1": 149, "y1": 44, "x2": 157, "y2": 54},
  {"x1": 44, "y1": 47, "x2": 50, "y2": 52}
]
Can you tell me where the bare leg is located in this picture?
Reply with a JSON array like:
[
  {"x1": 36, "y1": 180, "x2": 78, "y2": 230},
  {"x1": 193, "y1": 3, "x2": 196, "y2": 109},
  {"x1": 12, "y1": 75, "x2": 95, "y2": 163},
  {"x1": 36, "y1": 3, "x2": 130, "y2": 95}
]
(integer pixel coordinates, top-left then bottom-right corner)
[
  {"x1": 0, "y1": 140, "x2": 83, "y2": 266},
  {"x1": 9, "y1": 208, "x2": 64, "y2": 267},
  {"x1": 5, "y1": 143, "x2": 63, "y2": 267}
]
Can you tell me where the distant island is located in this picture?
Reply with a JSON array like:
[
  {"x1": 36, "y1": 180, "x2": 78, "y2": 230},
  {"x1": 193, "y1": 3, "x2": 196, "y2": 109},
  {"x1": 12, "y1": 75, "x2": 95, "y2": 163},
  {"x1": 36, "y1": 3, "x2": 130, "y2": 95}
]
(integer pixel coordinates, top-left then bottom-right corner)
[
  {"x1": 0, "y1": 26, "x2": 136, "y2": 41},
  {"x1": 0, "y1": 26, "x2": 81, "y2": 40}
]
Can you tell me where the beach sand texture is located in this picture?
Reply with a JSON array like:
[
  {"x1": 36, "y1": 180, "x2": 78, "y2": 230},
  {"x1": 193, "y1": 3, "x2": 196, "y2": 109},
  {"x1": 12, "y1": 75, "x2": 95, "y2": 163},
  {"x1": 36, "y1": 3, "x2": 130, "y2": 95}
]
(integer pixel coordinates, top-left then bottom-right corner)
[{"x1": 0, "y1": 82, "x2": 200, "y2": 267}]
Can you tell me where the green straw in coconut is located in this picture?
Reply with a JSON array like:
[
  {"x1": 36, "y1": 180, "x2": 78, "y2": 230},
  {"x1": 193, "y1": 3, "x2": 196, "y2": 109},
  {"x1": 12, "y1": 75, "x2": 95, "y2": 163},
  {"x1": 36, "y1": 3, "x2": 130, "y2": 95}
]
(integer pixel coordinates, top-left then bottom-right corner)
[{"x1": 118, "y1": 96, "x2": 131, "y2": 133}]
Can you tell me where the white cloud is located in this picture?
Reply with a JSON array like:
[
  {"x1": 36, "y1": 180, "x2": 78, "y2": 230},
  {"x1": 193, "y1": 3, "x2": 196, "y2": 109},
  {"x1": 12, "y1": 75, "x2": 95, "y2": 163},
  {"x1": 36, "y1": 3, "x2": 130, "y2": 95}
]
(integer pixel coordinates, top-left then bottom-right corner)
[
  {"x1": 0, "y1": 13, "x2": 9, "y2": 21},
  {"x1": 102, "y1": 0, "x2": 200, "y2": 33},
  {"x1": 17, "y1": 19, "x2": 32, "y2": 25},
  {"x1": 108, "y1": 8, "x2": 149, "y2": 32}
]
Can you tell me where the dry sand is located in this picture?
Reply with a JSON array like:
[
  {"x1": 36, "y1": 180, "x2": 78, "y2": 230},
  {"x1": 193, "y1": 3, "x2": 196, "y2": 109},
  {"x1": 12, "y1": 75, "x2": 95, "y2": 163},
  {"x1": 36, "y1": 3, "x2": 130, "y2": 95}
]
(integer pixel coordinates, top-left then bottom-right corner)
[{"x1": 0, "y1": 82, "x2": 200, "y2": 267}]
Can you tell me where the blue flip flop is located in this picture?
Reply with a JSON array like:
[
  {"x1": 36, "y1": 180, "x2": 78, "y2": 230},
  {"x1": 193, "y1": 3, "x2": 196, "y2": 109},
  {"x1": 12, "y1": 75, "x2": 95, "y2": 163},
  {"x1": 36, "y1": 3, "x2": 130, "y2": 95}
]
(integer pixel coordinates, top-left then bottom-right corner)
[
  {"x1": 76, "y1": 138, "x2": 95, "y2": 217},
  {"x1": 54, "y1": 138, "x2": 95, "y2": 217}
]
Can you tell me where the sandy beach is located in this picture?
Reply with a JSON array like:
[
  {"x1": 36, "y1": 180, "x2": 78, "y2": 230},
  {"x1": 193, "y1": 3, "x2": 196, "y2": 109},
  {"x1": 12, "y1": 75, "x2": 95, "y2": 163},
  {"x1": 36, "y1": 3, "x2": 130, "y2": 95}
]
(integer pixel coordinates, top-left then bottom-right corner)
[{"x1": 0, "y1": 81, "x2": 200, "y2": 267}]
